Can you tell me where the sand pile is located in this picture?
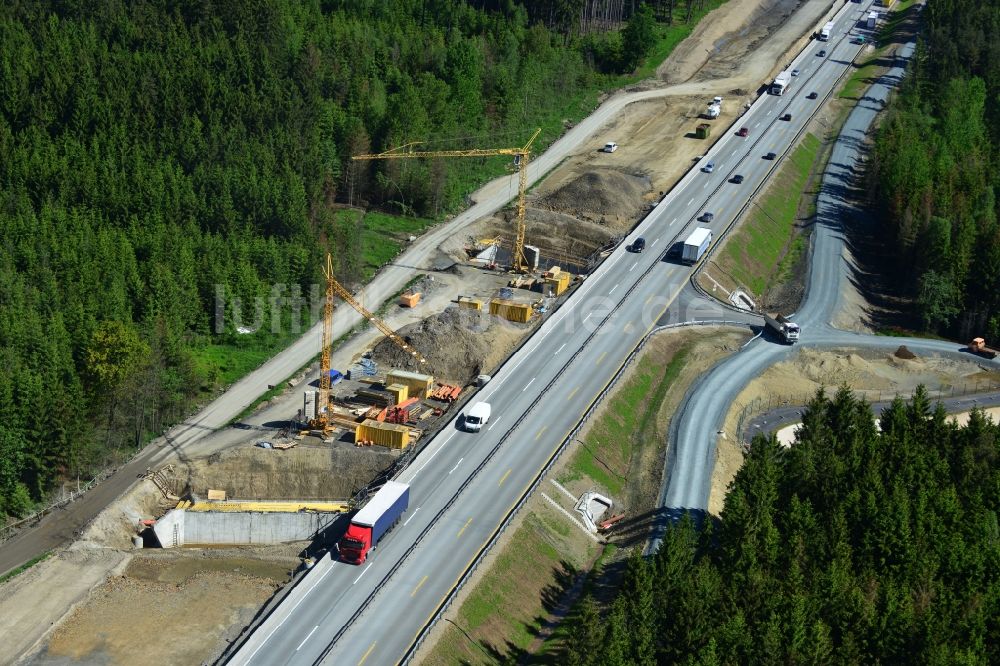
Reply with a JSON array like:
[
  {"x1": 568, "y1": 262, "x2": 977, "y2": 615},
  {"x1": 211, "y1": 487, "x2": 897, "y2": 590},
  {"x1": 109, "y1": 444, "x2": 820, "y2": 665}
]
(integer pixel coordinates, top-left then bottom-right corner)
[
  {"x1": 539, "y1": 169, "x2": 650, "y2": 222},
  {"x1": 372, "y1": 307, "x2": 530, "y2": 383}
]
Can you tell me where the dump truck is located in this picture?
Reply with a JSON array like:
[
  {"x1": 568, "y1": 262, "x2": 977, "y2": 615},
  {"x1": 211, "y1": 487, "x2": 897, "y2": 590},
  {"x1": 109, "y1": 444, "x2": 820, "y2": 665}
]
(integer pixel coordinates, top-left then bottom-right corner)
[
  {"x1": 338, "y1": 481, "x2": 410, "y2": 564},
  {"x1": 968, "y1": 338, "x2": 999, "y2": 359},
  {"x1": 681, "y1": 227, "x2": 713, "y2": 265},
  {"x1": 764, "y1": 313, "x2": 801, "y2": 344}
]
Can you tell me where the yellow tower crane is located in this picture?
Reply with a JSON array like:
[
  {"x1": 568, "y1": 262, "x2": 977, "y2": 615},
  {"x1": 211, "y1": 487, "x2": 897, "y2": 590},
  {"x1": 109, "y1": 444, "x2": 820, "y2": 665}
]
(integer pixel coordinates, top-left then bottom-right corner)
[
  {"x1": 312, "y1": 253, "x2": 428, "y2": 432},
  {"x1": 352, "y1": 128, "x2": 541, "y2": 273}
]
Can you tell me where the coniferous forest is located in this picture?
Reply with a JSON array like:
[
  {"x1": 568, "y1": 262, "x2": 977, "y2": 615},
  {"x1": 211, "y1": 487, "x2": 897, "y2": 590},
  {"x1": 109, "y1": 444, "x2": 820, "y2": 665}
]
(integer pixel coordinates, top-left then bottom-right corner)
[
  {"x1": 872, "y1": 0, "x2": 1000, "y2": 338},
  {"x1": 0, "y1": 0, "x2": 667, "y2": 516},
  {"x1": 561, "y1": 388, "x2": 1000, "y2": 664}
]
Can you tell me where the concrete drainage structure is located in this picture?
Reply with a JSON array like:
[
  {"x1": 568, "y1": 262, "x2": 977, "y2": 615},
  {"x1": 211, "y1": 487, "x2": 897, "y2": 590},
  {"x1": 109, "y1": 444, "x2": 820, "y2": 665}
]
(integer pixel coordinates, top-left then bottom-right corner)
[
  {"x1": 151, "y1": 500, "x2": 349, "y2": 548},
  {"x1": 574, "y1": 491, "x2": 613, "y2": 533}
]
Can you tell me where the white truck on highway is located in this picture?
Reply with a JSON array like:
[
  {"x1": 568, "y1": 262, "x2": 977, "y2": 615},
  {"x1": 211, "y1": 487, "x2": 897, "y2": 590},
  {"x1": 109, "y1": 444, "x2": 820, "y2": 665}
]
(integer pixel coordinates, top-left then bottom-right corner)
[
  {"x1": 464, "y1": 402, "x2": 491, "y2": 432},
  {"x1": 819, "y1": 21, "x2": 834, "y2": 41},
  {"x1": 771, "y1": 70, "x2": 792, "y2": 95},
  {"x1": 866, "y1": 11, "x2": 877, "y2": 29},
  {"x1": 763, "y1": 313, "x2": 800, "y2": 343},
  {"x1": 681, "y1": 227, "x2": 713, "y2": 265}
]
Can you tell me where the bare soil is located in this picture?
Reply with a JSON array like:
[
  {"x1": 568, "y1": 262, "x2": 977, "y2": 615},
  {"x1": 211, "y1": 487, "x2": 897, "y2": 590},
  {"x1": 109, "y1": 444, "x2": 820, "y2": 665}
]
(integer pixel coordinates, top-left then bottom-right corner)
[
  {"x1": 28, "y1": 550, "x2": 296, "y2": 666},
  {"x1": 372, "y1": 306, "x2": 533, "y2": 383},
  {"x1": 168, "y1": 445, "x2": 396, "y2": 501}
]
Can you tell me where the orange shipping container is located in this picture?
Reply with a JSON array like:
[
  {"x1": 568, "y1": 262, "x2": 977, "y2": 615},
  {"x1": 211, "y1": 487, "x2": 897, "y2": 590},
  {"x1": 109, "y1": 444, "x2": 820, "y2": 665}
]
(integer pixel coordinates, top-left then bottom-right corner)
[{"x1": 399, "y1": 292, "x2": 421, "y2": 307}]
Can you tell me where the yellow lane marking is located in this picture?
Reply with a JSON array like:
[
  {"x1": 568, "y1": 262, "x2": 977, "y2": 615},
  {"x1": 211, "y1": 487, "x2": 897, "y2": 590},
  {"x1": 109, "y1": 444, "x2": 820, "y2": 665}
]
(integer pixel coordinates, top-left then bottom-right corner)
[
  {"x1": 596, "y1": 351, "x2": 608, "y2": 365},
  {"x1": 567, "y1": 386, "x2": 580, "y2": 401},
  {"x1": 457, "y1": 518, "x2": 473, "y2": 538},
  {"x1": 358, "y1": 642, "x2": 376, "y2": 666},
  {"x1": 535, "y1": 425, "x2": 548, "y2": 441},
  {"x1": 411, "y1": 575, "x2": 428, "y2": 597},
  {"x1": 645, "y1": 295, "x2": 654, "y2": 305},
  {"x1": 498, "y1": 468, "x2": 512, "y2": 486}
]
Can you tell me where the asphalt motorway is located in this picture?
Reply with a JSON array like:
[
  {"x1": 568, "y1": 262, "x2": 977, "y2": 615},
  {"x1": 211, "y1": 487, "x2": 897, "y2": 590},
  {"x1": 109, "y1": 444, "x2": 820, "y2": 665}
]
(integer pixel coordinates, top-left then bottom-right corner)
[
  {"x1": 228, "y1": 4, "x2": 884, "y2": 664},
  {"x1": 656, "y1": 30, "x2": 999, "y2": 539}
]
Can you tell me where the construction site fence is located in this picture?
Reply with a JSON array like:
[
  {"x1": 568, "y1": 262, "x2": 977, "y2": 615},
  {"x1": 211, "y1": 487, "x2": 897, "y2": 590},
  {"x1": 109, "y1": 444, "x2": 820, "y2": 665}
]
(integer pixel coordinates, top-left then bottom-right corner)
[{"x1": 734, "y1": 380, "x2": 1000, "y2": 446}]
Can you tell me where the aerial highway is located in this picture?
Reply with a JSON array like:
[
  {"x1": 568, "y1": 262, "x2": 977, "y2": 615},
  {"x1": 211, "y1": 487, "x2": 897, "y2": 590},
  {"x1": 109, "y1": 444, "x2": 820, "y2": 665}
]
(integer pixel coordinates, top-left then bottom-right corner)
[
  {"x1": 227, "y1": 3, "x2": 886, "y2": 664},
  {"x1": 655, "y1": 33, "x2": 995, "y2": 541}
]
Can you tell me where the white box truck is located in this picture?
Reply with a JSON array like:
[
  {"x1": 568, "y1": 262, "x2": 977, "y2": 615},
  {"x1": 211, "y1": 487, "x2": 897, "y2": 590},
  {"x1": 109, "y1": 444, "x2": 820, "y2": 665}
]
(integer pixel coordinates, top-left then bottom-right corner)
[
  {"x1": 819, "y1": 21, "x2": 834, "y2": 41},
  {"x1": 771, "y1": 70, "x2": 792, "y2": 95},
  {"x1": 867, "y1": 11, "x2": 877, "y2": 29},
  {"x1": 681, "y1": 227, "x2": 713, "y2": 265},
  {"x1": 464, "y1": 402, "x2": 491, "y2": 432}
]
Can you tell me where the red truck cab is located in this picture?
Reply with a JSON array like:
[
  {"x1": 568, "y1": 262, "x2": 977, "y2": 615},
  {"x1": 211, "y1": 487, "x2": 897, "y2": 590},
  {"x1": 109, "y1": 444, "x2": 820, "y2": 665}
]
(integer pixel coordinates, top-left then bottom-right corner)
[{"x1": 338, "y1": 481, "x2": 410, "y2": 564}]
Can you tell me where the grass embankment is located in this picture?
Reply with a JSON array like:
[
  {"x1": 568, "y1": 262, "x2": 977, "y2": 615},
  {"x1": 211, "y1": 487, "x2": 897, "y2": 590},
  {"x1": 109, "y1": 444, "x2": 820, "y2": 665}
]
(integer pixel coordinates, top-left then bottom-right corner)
[
  {"x1": 423, "y1": 338, "x2": 698, "y2": 665},
  {"x1": 707, "y1": 133, "x2": 821, "y2": 299},
  {"x1": 839, "y1": 0, "x2": 921, "y2": 101}
]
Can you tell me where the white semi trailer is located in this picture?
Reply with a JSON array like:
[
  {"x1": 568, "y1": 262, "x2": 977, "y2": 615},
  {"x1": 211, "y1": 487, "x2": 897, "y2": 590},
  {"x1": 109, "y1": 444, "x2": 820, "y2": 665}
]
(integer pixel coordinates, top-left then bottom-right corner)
[{"x1": 771, "y1": 70, "x2": 792, "y2": 95}]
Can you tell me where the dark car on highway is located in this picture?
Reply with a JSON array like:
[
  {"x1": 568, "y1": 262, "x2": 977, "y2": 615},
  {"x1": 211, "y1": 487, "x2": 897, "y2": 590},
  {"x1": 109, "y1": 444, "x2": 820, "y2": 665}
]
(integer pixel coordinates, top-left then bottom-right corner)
[
  {"x1": 781, "y1": 112, "x2": 792, "y2": 121},
  {"x1": 731, "y1": 174, "x2": 745, "y2": 184},
  {"x1": 764, "y1": 151, "x2": 777, "y2": 160},
  {"x1": 700, "y1": 211, "x2": 715, "y2": 223},
  {"x1": 631, "y1": 237, "x2": 646, "y2": 253},
  {"x1": 807, "y1": 91, "x2": 818, "y2": 99}
]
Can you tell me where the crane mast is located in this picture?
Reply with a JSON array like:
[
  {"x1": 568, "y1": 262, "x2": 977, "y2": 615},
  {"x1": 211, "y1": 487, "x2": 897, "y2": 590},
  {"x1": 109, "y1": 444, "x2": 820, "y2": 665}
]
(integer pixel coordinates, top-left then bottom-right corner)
[{"x1": 352, "y1": 128, "x2": 541, "y2": 272}]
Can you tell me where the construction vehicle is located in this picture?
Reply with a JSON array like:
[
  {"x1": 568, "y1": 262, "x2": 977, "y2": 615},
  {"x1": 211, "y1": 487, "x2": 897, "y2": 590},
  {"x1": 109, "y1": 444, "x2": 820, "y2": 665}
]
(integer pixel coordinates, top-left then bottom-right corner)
[
  {"x1": 695, "y1": 123, "x2": 711, "y2": 139},
  {"x1": 309, "y1": 253, "x2": 427, "y2": 433},
  {"x1": 703, "y1": 96, "x2": 722, "y2": 119},
  {"x1": 764, "y1": 313, "x2": 801, "y2": 344},
  {"x1": 338, "y1": 482, "x2": 410, "y2": 564},
  {"x1": 353, "y1": 129, "x2": 541, "y2": 272},
  {"x1": 968, "y1": 338, "x2": 999, "y2": 359}
]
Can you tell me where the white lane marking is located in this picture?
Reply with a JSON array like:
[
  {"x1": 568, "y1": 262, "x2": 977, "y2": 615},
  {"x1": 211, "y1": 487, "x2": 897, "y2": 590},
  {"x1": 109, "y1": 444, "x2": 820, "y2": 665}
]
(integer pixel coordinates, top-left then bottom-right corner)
[
  {"x1": 244, "y1": 566, "x2": 334, "y2": 662},
  {"x1": 583, "y1": 313, "x2": 592, "y2": 323},
  {"x1": 671, "y1": 217, "x2": 678, "y2": 225},
  {"x1": 410, "y1": 430, "x2": 457, "y2": 479},
  {"x1": 755, "y1": 121, "x2": 761, "y2": 127},
  {"x1": 651, "y1": 238, "x2": 660, "y2": 246},
  {"x1": 487, "y1": 415, "x2": 503, "y2": 431},
  {"x1": 403, "y1": 507, "x2": 420, "y2": 526},
  {"x1": 703, "y1": 181, "x2": 709, "y2": 189},
  {"x1": 556, "y1": 343, "x2": 566, "y2": 354},
  {"x1": 608, "y1": 284, "x2": 619, "y2": 295},
  {"x1": 629, "y1": 262, "x2": 637, "y2": 272},
  {"x1": 449, "y1": 458, "x2": 464, "y2": 474},
  {"x1": 687, "y1": 197, "x2": 694, "y2": 205},
  {"x1": 523, "y1": 377, "x2": 535, "y2": 391},
  {"x1": 732, "y1": 149, "x2": 738, "y2": 157},
  {"x1": 766, "y1": 110, "x2": 772, "y2": 116},
  {"x1": 296, "y1": 626, "x2": 319, "y2": 651},
  {"x1": 353, "y1": 563, "x2": 372, "y2": 585}
]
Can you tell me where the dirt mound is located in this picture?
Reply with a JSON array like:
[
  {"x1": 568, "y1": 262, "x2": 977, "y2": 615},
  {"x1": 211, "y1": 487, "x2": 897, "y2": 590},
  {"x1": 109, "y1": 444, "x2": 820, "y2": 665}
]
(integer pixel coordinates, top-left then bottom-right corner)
[
  {"x1": 171, "y1": 446, "x2": 394, "y2": 500},
  {"x1": 372, "y1": 307, "x2": 530, "y2": 383},
  {"x1": 895, "y1": 345, "x2": 917, "y2": 359},
  {"x1": 539, "y1": 169, "x2": 649, "y2": 222}
]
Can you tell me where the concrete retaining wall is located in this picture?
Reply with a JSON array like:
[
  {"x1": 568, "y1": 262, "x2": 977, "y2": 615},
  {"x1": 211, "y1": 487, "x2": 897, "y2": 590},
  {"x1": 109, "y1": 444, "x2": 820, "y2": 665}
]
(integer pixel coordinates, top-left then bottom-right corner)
[{"x1": 152, "y1": 509, "x2": 339, "y2": 548}]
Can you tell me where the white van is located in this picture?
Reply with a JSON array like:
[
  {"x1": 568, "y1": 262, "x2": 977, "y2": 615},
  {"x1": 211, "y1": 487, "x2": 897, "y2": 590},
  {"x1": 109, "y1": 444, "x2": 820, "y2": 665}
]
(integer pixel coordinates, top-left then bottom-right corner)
[
  {"x1": 602, "y1": 142, "x2": 618, "y2": 153},
  {"x1": 464, "y1": 402, "x2": 491, "y2": 432}
]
